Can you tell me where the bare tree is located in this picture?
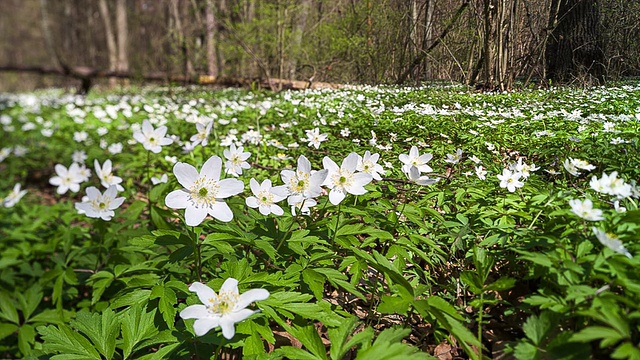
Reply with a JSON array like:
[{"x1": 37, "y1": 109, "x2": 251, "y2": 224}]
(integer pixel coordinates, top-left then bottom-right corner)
[{"x1": 205, "y1": 0, "x2": 219, "y2": 78}]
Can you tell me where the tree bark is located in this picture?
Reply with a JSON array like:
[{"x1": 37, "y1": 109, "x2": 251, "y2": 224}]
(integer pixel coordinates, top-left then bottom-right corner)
[
  {"x1": 288, "y1": 0, "x2": 312, "y2": 80},
  {"x1": 98, "y1": 0, "x2": 117, "y2": 85},
  {"x1": 205, "y1": 0, "x2": 219, "y2": 78},
  {"x1": 115, "y1": 0, "x2": 128, "y2": 74},
  {"x1": 546, "y1": 0, "x2": 604, "y2": 84}
]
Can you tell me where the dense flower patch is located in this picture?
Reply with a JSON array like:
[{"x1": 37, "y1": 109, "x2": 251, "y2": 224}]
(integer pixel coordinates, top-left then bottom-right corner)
[{"x1": 0, "y1": 84, "x2": 639, "y2": 359}]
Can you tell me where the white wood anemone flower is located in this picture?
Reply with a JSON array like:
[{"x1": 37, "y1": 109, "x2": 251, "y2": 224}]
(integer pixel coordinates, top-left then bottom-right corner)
[
  {"x1": 246, "y1": 178, "x2": 287, "y2": 216},
  {"x1": 165, "y1": 156, "x2": 244, "y2": 226},
  {"x1": 592, "y1": 227, "x2": 632, "y2": 259},
  {"x1": 279, "y1": 155, "x2": 328, "y2": 200},
  {"x1": 2, "y1": 183, "x2": 27, "y2": 208},
  {"x1": 399, "y1": 146, "x2": 433, "y2": 175},
  {"x1": 132, "y1": 119, "x2": 173, "y2": 153},
  {"x1": 180, "y1": 279, "x2": 269, "y2": 339},
  {"x1": 406, "y1": 165, "x2": 439, "y2": 186},
  {"x1": 75, "y1": 185, "x2": 125, "y2": 221},
  {"x1": 322, "y1": 153, "x2": 373, "y2": 205}
]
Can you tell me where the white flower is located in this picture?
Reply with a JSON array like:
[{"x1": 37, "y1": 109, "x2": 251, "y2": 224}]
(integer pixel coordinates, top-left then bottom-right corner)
[
  {"x1": 279, "y1": 155, "x2": 327, "y2": 201},
  {"x1": 340, "y1": 128, "x2": 350, "y2": 137},
  {"x1": 289, "y1": 195, "x2": 317, "y2": 216},
  {"x1": 75, "y1": 185, "x2": 125, "y2": 221},
  {"x1": 305, "y1": 128, "x2": 328, "y2": 149},
  {"x1": 569, "y1": 199, "x2": 604, "y2": 221},
  {"x1": 563, "y1": 159, "x2": 581, "y2": 176},
  {"x1": 49, "y1": 163, "x2": 85, "y2": 194},
  {"x1": 133, "y1": 119, "x2": 173, "y2": 153},
  {"x1": 406, "y1": 165, "x2": 439, "y2": 186},
  {"x1": 475, "y1": 166, "x2": 487, "y2": 180},
  {"x1": 72, "y1": 150, "x2": 88, "y2": 164},
  {"x1": 108, "y1": 142, "x2": 123, "y2": 155},
  {"x1": 223, "y1": 143, "x2": 251, "y2": 177},
  {"x1": 246, "y1": 178, "x2": 287, "y2": 216},
  {"x1": 165, "y1": 156, "x2": 244, "y2": 226},
  {"x1": 179, "y1": 279, "x2": 269, "y2": 339},
  {"x1": 94, "y1": 159, "x2": 124, "y2": 191},
  {"x1": 2, "y1": 183, "x2": 27, "y2": 208},
  {"x1": 469, "y1": 155, "x2": 482, "y2": 164},
  {"x1": 151, "y1": 174, "x2": 168, "y2": 185},
  {"x1": 399, "y1": 146, "x2": 433, "y2": 175},
  {"x1": 323, "y1": 153, "x2": 373, "y2": 205},
  {"x1": 592, "y1": 228, "x2": 632, "y2": 258},
  {"x1": 497, "y1": 169, "x2": 524, "y2": 192},
  {"x1": 356, "y1": 151, "x2": 385, "y2": 181},
  {"x1": 590, "y1": 172, "x2": 632, "y2": 199},
  {"x1": 190, "y1": 121, "x2": 213, "y2": 147},
  {"x1": 445, "y1": 148, "x2": 463, "y2": 164},
  {"x1": 0, "y1": 148, "x2": 12, "y2": 162},
  {"x1": 614, "y1": 200, "x2": 626, "y2": 213},
  {"x1": 512, "y1": 158, "x2": 539, "y2": 178},
  {"x1": 564, "y1": 158, "x2": 595, "y2": 176},
  {"x1": 73, "y1": 131, "x2": 88, "y2": 143}
]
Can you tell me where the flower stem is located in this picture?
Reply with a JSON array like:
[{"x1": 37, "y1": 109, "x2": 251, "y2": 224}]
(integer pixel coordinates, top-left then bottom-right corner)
[
  {"x1": 213, "y1": 338, "x2": 226, "y2": 360},
  {"x1": 276, "y1": 204, "x2": 302, "y2": 252},
  {"x1": 146, "y1": 150, "x2": 152, "y2": 221},
  {"x1": 192, "y1": 226, "x2": 202, "y2": 282},
  {"x1": 330, "y1": 202, "x2": 342, "y2": 250}
]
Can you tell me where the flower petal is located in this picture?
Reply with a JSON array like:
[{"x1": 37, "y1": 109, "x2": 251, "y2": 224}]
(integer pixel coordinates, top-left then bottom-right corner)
[
  {"x1": 209, "y1": 202, "x2": 233, "y2": 222},
  {"x1": 173, "y1": 162, "x2": 198, "y2": 189},
  {"x1": 246, "y1": 196, "x2": 259, "y2": 209},
  {"x1": 341, "y1": 153, "x2": 359, "y2": 171},
  {"x1": 185, "y1": 205, "x2": 209, "y2": 226},
  {"x1": 189, "y1": 282, "x2": 217, "y2": 305},
  {"x1": 217, "y1": 178, "x2": 244, "y2": 198},
  {"x1": 201, "y1": 156, "x2": 222, "y2": 181},
  {"x1": 236, "y1": 289, "x2": 270, "y2": 309},
  {"x1": 180, "y1": 304, "x2": 209, "y2": 319},
  {"x1": 193, "y1": 318, "x2": 220, "y2": 337},
  {"x1": 329, "y1": 189, "x2": 345, "y2": 205},
  {"x1": 86, "y1": 186, "x2": 101, "y2": 200},
  {"x1": 220, "y1": 278, "x2": 239, "y2": 295},
  {"x1": 219, "y1": 318, "x2": 237, "y2": 339},
  {"x1": 165, "y1": 189, "x2": 189, "y2": 209}
]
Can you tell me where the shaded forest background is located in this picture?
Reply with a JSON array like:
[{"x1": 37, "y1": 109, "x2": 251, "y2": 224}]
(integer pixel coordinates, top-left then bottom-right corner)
[{"x1": 1, "y1": 0, "x2": 639, "y2": 92}]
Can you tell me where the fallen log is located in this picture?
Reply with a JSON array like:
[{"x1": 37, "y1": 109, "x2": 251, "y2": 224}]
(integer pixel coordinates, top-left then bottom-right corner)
[{"x1": 0, "y1": 64, "x2": 344, "y2": 93}]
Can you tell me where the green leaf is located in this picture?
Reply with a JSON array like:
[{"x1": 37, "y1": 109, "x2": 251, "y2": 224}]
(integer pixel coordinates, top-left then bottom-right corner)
[
  {"x1": 485, "y1": 277, "x2": 516, "y2": 292},
  {"x1": 0, "y1": 323, "x2": 18, "y2": 341},
  {"x1": 522, "y1": 312, "x2": 553, "y2": 346},
  {"x1": 38, "y1": 324, "x2": 101, "y2": 359},
  {"x1": 274, "y1": 347, "x2": 321, "y2": 360},
  {"x1": 0, "y1": 292, "x2": 19, "y2": 324},
  {"x1": 302, "y1": 269, "x2": 326, "y2": 300},
  {"x1": 377, "y1": 296, "x2": 411, "y2": 315},
  {"x1": 150, "y1": 284, "x2": 177, "y2": 328},
  {"x1": 288, "y1": 324, "x2": 329, "y2": 360},
  {"x1": 17, "y1": 285, "x2": 43, "y2": 321},
  {"x1": 121, "y1": 304, "x2": 159, "y2": 359},
  {"x1": 18, "y1": 324, "x2": 35, "y2": 355},
  {"x1": 70, "y1": 309, "x2": 119, "y2": 360},
  {"x1": 611, "y1": 342, "x2": 640, "y2": 360},
  {"x1": 570, "y1": 326, "x2": 627, "y2": 347}
]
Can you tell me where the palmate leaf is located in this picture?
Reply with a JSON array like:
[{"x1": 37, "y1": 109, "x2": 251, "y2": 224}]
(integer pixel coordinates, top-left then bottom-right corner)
[
  {"x1": 38, "y1": 324, "x2": 101, "y2": 359},
  {"x1": 70, "y1": 309, "x2": 119, "y2": 360},
  {"x1": 150, "y1": 284, "x2": 177, "y2": 328},
  {"x1": 355, "y1": 327, "x2": 433, "y2": 360},
  {"x1": 121, "y1": 304, "x2": 160, "y2": 359}
]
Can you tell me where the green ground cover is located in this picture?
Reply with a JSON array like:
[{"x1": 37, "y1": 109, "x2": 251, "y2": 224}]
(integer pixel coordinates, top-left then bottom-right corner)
[{"x1": 0, "y1": 84, "x2": 639, "y2": 359}]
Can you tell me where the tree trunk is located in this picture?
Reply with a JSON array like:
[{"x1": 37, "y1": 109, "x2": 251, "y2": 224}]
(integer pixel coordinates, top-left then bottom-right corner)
[
  {"x1": 98, "y1": 0, "x2": 117, "y2": 85},
  {"x1": 546, "y1": 0, "x2": 604, "y2": 84},
  {"x1": 170, "y1": 0, "x2": 194, "y2": 81},
  {"x1": 39, "y1": 0, "x2": 61, "y2": 68},
  {"x1": 115, "y1": 0, "x2": 129, "y2": 85},
  {"x1": 205, "y1": 0, "x2": 219, "y2": 78},
  {"x1": 288, "y1": 0, "x2": 312, "y2": 80}
]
